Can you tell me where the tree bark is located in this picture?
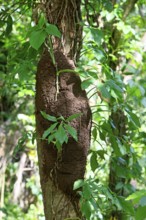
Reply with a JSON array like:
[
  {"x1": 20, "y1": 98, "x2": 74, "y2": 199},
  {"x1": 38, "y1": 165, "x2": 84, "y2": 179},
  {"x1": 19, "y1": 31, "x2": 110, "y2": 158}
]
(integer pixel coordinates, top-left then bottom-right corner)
[
  {"x1": 35, "y1": 1, "x2": 91, "y2": 219},
  {"x1": 44, "y1": 0, "x2": 82, "y2": 61}
]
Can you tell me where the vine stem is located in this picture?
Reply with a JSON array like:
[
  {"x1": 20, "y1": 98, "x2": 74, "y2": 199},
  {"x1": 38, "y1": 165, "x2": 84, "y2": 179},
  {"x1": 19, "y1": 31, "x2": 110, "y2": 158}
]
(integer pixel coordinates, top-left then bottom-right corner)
[
  {"x1": 55, "y1": 73, "x2": 59, "y2": 101},
  {"x1": 45, "y1": 37, "x2": 59, "y2": 101}
]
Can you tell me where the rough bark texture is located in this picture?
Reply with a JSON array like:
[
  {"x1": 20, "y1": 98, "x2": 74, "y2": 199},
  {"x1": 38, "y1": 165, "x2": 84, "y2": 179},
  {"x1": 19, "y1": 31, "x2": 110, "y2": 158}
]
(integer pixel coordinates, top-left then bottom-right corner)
[
  {"x1": 35, "y1": 50, "x2": 91, "y2": 219},
  {"x1": 35, "y1": 1, "x2": 91, "y2": 219},
  {"x1": 43, "y1": 0, "x2": 82, "y2": 60}
]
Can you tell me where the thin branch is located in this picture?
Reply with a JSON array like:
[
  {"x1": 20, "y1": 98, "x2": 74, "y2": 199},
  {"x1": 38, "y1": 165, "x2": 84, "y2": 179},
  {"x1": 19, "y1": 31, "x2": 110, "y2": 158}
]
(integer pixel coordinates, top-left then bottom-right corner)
[{"x1": 123, "y1": 0, "x2": 138, "y2": 21}]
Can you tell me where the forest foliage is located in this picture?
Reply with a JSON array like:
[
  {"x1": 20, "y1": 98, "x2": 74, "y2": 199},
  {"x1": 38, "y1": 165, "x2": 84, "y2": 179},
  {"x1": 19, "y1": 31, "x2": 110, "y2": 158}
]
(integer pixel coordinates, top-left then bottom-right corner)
[{"x1": 0, "y1": 0, "x2": 146, "y2": 219}]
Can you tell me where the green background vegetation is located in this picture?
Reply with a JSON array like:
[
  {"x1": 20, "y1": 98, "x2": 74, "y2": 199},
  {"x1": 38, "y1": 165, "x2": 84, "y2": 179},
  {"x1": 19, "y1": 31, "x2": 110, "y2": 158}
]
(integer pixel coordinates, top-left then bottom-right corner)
[{"x1": 0, "y1": 0, "x2": 146, "y2": 219}]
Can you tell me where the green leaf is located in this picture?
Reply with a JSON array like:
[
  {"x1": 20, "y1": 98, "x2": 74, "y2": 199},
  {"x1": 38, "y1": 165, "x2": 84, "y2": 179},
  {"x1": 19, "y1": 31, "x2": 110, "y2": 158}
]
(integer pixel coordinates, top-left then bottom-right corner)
[
  {"x1": 42, "y1": 123, "x2": 58, "y2": 139},
  {"x1": 90, "y1": 152, "x2": 98, "y2": 171},
  {"x1": 40, "y1": 111, "x2": 57, "y2": 122},
  {"x1": 126, "y1": 190, "x2": 146, "y2": 203},
  {"x1": 99, "y1": 130, "x2": 106, "y2": 141},
  {"x1": 94, "y1": 49, "x2": 106, "y2": 61},
  {"x1": 55, "y1": 124, "x2": 68, "y2": 144},
  {"x1": 127, "y1": 111, "x2": 140, "y2": 128},
  {"x1": 92, "y1": 127, "x2": 97, "y2": 141},
  {"x1": 140, "y1": 196, "x2": 146, "y2": 207},
  {"x1": 81, "y1": 201, "x2": 92, "y2": 220},
  {"x1": 6, "y1": 15, "x2": 13, "y2": 36},
  {"x1": 124, "y1": 65, "x2": 138, "y2": 75},
  {"x1": 141, "y1": 97, "x2": 146, "y2": 107},
  {"x1": 118, "y1": 197, "x2": 134, "y2": 215},
  {"x1": 73, "y1": 179, "x2": 84, "y2": 190},
  {"x1": 110, "y1": 136, "x2": 121, "y2": 156},
  {"x1": 98, "y1": 84, "x2": 111, "y2": 100},
  {"x1": 97, "y1": 150, "x2": 106, "y2": 159},
  {"x1": 125, "y1": 108, "x2": 140, "y2": 128},
  {"x1": 81, "y1": 78, "x2": 94, "y2": 90},
  {"x1": 104, "y1": 1, "x2": 113, "y2": 11},
  {"x1": 28, "y1": 25, "x2": 39, "y2": 35},
  {"x1": 29, "y1": 29, "x2": 47, "y2": 50},
  {"x1": 0, "y1": 207, "x2": 7, "y2": 214},
  {"x1": 101, "y1": 121, "x2": 112, "y2": 133},
  {"x1": 90, "y1": 28, "x2": 104, "y2": 45},
  {"x1": 38, "y1": 14, "x2": 46, "y2": 28},
  {"x1": 55, "y1": 141, "x2": 62, "y2": 151},
  {"x1": 83, "y1": 184, "x2": 92, "y2": 199},
  {"x1": 45, "y1": 23, "x2": 61, "y2": 38},
  {"x1": 90, "y1": 198, "x2": 98, "y2": 213},
  {"x1": 66, "y1": 113, "x2": 82, "y2": 122},
  {"x1": 106, "y1": 79, "x2": 123, "y2": 92},
  {"x1": 57, "y1": 116, "x2": 65, "y2": 121},
  {"x1": 115, "y1": 182, "x2": 124, "y2": 190},
  {"x1": 48, "y1": 133, "x2": 55, "y2": 143},
  {"x1": 64, "y1": 124, "x2": 78, "y2": 141},
  {"x1": 135, "y1": 206, "x2": 146, "y2": 220}
]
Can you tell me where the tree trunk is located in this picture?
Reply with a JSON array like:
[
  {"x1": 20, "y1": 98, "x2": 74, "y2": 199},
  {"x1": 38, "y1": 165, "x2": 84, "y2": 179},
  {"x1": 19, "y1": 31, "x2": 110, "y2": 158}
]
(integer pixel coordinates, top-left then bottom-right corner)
[{"x1": 35, "y1": 1, "x2": 91, "y2": 219}]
